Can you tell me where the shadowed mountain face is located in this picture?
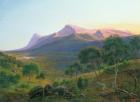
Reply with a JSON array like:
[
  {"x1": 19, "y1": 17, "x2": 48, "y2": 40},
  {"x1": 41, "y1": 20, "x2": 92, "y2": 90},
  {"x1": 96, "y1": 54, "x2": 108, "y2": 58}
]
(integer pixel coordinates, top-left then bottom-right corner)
[
  {"x1": 20, "y1": 34, "x2": 103, "y2": 69},
  {"x1": 14, "y1": 25, "x2": 132, "y2": 69}
]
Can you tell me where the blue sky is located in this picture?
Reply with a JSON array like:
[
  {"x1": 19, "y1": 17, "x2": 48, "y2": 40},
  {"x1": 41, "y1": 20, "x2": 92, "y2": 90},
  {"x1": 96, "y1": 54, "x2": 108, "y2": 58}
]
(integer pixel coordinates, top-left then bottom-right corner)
[{"x1": 0, "y1": 0, "x2": 140, "y2": 50}]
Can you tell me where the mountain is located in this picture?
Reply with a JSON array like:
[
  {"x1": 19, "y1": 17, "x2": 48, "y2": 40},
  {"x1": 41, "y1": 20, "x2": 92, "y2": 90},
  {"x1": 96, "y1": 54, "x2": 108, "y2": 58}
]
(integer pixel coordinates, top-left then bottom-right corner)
[
  {"x1": 14, "y1": 25, "x2": 132, "y2": 69},
  {"x1": 20, "y1": 25, "x2": 132, "y2": 51},
  {"x1": 23, "y1": 33, "x2": 43, "y2": 50},
  {"x1": 15, "y1": 33, "x2": 43, "y2": 51},
  {"x1": 55, "y1": 25, "x2": 132, "y2": 37}
]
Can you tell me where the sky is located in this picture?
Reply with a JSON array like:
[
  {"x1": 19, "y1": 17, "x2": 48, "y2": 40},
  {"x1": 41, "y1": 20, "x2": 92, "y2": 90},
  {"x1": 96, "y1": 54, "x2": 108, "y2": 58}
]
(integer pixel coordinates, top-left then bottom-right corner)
[{"x1": 0, "y1": 0, "x2": 140, "y2": 50}]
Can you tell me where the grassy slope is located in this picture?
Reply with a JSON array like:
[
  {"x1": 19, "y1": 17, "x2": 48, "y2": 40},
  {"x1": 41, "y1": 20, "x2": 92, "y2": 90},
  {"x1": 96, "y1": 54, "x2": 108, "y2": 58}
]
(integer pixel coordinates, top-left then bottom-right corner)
[
  {"x1": 76, "y1": 59, "x2": 140, "y2": 101},
  {"x1": 1, "y1": 52, "x2": 140, "y2": 102},
  {"x1": 50, "y1": 59, "x2": 140, "y2": 102},
  {"x1": 0, "y1": 53, "x2": 65, "y2": 95},
  {"x1": 28, "y1": 59, "x2": 140, "y2": 102}
]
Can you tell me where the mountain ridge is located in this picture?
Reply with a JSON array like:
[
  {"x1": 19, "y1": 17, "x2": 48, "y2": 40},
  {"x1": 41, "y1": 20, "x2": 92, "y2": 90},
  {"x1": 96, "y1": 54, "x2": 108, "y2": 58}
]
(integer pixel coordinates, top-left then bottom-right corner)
[
  {"x1": 19, "y1": 25, "x2": 132, "y2": 51},
  {"x1": 12, "y1": 25, "x2": 133, "y2": 69}
]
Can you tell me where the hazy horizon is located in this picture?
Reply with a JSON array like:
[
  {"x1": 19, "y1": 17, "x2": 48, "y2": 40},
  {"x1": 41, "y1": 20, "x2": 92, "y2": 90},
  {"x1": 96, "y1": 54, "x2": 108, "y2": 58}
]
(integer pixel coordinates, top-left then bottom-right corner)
[{"x1": 0, "y1": 0, "x2": 140, "y2": 50}]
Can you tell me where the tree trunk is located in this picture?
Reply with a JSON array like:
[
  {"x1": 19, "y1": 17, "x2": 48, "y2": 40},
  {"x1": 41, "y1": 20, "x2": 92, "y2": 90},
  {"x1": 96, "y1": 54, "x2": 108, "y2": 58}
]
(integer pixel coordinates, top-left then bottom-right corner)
[
  {"x1": 114, "y1": 64, "x2": 118, "y2": 89},
  {"x1": 134, "y1": 77, "x2": 137, "y2": 90},
  {"x1": 94, "y1": 71, "x2": 99, "y2": 81},
  {"x1": 93, "y1": 63, "x2": 99, "y2": 81},
  {"x1": 76, "y1": 72, "x2": 78, "y2": 80},
  {"x1": 42, "y1": 87, "x2": 45, "y2": 102}
]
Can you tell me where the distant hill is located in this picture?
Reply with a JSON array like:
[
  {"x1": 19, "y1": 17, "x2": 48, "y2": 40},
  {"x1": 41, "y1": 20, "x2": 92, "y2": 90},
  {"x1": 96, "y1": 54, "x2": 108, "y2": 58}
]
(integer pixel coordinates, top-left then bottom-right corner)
[
  {"x1": 17, "y1": 25, "x2": 132, "y2": 51},
  {"x1": 12, "y1": 25, "x2": 133, "y2": 69}
]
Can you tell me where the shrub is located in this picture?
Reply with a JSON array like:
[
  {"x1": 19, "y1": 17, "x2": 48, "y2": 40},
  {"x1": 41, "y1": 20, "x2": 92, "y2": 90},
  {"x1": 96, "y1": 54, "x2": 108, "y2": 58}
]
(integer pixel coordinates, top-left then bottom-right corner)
[
  {"x1": 36, "y1": 72, "x2": 46, "y2": 79},
  {"x1": 0, "y1": 71, "x2": 20, "y2": 88},
  {"x1": 77, "y1": 77, "x2": 88, "y2": 89}
]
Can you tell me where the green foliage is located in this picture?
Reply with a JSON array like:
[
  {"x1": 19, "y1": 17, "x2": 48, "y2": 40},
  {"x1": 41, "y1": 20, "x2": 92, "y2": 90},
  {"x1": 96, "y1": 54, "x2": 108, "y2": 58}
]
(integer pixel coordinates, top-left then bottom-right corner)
[
  {"x1": 77, "y1": 46, "x2": 103, "y2": 74},
  {"x1": 77, "y1": 77, "x2": 88, "y2": 89},
  {"x1": 22, "y1": 63, "x2": 40, "y2": 79},
  {"x1": 53, "y1": 81, "x2": 60, "y2": 87},
  {"x1": 129, "y1": 36, "x2": 140, "y2": 58},
  {"x1": 79, "y1": 46, "x2": 102, "y2": 64},
  {"x1": 71, "y1": 62, "x2": 83, "y2": 74},
  {"x1": 36, "y1": 71, "x2": 46, "y2": 79},
  {"x1": 53, "y1": 79, "x2": 76, "y2": 90},
  {"x1": 65, "y1": 62, "x2": 83, "y2": 77},
  {"x1": 104, "y1": 61, "x2": 129, "y2": 74},
  {"x1": 18, "y1": 83, "x2": 30, "y2": 89},
  {"x1": 103, "y1": 35, "x2": 129, "y2": 65},
  {"x1": 0, "y1": 71, "x2": 20, "y2": 88},
  {"x1": 65, "y1": 66, "x2": 75, "y2": 77},
  {"x1": 75, "y1": 35, "x2": 140, "y2": 74},
  {"x1": 10, "y1": 74, "x2": 20, "y2": 83},
  {"x1": 103, "y1": 36, "x2": 131, "y2": 89},
  {"x1": 0, "y1": 52, "x2": 23, "y2": 69},
  {"x1": 0, "y1": 36, "x2": 140, "y2": 101}
]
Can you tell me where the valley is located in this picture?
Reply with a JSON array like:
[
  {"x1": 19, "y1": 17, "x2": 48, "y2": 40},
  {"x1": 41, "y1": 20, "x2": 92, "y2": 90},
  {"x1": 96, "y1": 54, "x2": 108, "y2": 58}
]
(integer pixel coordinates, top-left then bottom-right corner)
[{"x1": 0, "y1": 26, "x2": 140, "y2": 102}]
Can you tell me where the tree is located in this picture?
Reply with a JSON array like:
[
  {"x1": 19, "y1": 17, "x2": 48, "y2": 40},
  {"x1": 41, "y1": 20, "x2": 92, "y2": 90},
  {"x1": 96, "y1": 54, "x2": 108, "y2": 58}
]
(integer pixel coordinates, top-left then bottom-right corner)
[
  {"x1": 65, "y1": 67, "x2": 75, "y2": 77},
  {"x1": 78, "y1": 46, "x2": 102, "y2": 80},
  {"x1": 65, "y1": 62, "x2": 82, "y2": 79},
  {"x1": 129, "y1": 36, "x2": 140, "y2": 58},
  {"x1": 36, "y1": 71, "x2": 46, "y2": 79},
  {"x1": 0, "y1": 52, "x2": 23, "y2": 69},
  {"x1": 0, "y1": 71, "x2": 20, "y2": 88},
  {"x1": 125, "y1": 68, "x2": 140, "y2": 90},
  {"x1": 103, "y1": 35, "x2": 129, "y2": 89},
  {"x1": 77, "y1": 77, "x2": 88, "y2": 89},
  {"x1": 22, "y1": 63, "x2": 39, "y2": 81},
  {"x1": 71, "y1": 62, "x2": 82, "y2": 79}
]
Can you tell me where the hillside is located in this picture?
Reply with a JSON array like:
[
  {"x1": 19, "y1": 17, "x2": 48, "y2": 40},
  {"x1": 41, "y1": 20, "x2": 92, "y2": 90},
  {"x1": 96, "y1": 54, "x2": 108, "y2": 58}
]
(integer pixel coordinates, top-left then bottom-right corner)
[
  {"x1": 0, "y1": 57, "x2": 140, "y2": 102},
  {"x1": 72, "y1": 59, "x2": 140, "y2": 102},
  {"x1": 1, "y1": 34, "x2": 140, "y2": 102},
  {"x1": 0, "y1": 52, "x2": 64, "y2": 96},
  {"x1": 25, "y1": 35, "x2": 103, "y2": 69}
]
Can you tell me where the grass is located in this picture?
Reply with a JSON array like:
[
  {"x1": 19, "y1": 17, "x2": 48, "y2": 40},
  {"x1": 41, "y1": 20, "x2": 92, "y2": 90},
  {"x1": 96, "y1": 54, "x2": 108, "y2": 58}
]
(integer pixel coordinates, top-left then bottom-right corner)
[{"x1": 1, "y1": 52, "x2": 140, "y2": 102}]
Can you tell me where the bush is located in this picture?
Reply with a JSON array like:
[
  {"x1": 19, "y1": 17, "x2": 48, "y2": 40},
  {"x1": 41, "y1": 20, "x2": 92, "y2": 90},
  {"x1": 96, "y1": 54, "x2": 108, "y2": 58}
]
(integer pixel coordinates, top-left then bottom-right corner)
[
  {"x1": 53, "y1": 81, "x2": 60, "y2": 87},
  {"x1": 22, "y1": 63, "x2": 40, "y2": 80},
  {"x1": 77, "y1": 77, "x2": 88, "y2": 89},
  {"x1": 0, "y1": 71, "x2": 20, "y2": 88},
  {"x1": 36, "y1": 72, "x2": 46, "y2": 79}
]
